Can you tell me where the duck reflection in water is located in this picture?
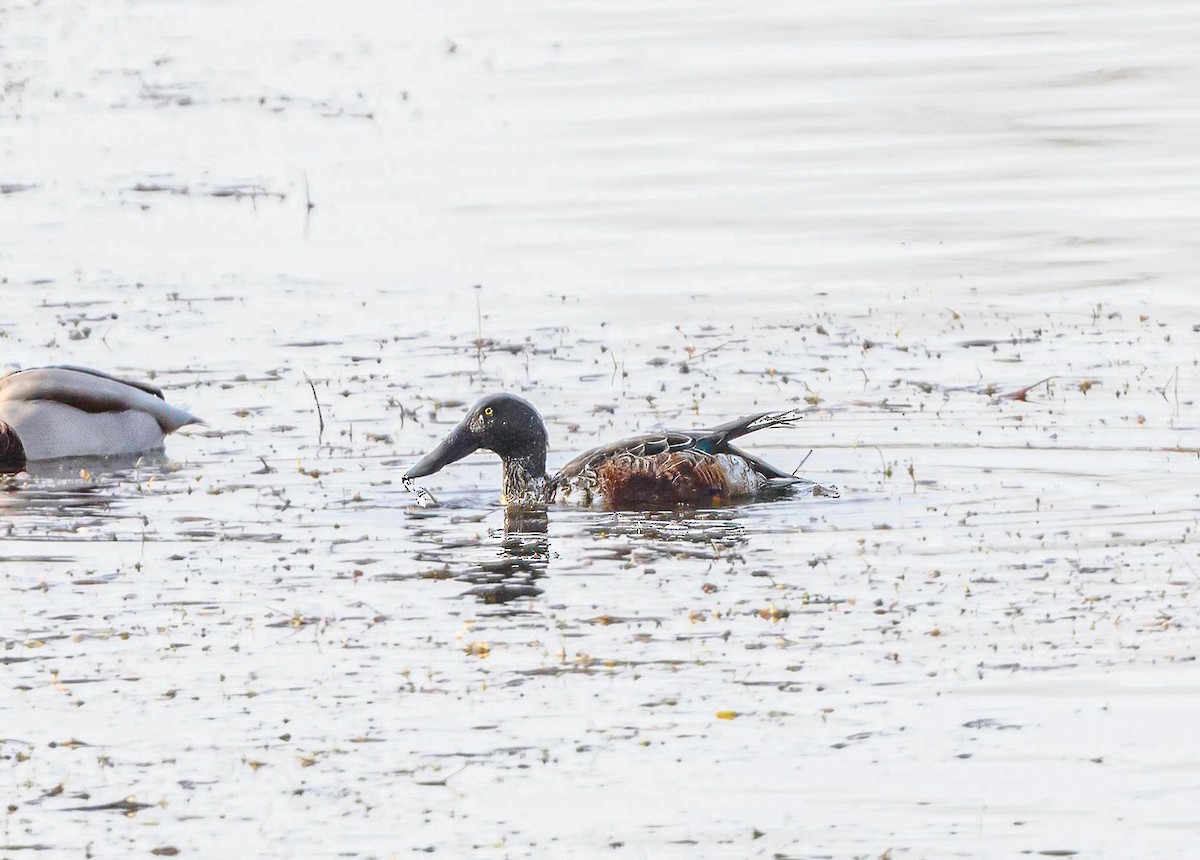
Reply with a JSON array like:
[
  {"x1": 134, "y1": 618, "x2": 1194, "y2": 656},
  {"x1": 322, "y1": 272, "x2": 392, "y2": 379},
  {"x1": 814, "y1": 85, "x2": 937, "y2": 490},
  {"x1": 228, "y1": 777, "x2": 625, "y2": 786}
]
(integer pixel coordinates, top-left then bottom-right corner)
[
  {"x1": 460, "y1": 507, "x2": 551, "y2": 605},
  {"x1": 0, "y1": 451, "x2": 184, "y2": 519},
  {"x1": 404, "y1": 500, "x2": 551, "y2": 606}
]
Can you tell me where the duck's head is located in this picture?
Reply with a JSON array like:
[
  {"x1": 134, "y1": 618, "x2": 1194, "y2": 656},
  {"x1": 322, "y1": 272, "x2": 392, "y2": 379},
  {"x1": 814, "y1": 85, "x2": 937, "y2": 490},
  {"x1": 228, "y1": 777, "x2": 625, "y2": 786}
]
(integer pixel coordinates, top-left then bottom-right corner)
[
  {"x1": 405, "y1": 393, "x2": 548, "y2": 482},
  {"x1": 0, "y1": 422, "x2": 26, "y2": 475}
]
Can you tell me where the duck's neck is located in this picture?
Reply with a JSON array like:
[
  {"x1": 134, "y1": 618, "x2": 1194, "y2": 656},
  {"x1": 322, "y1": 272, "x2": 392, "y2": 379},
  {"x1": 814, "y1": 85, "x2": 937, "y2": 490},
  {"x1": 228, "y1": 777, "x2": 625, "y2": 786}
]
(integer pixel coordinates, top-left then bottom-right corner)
[{"x1": 501, "y1": 456, "x2": 549, "y2": 505}]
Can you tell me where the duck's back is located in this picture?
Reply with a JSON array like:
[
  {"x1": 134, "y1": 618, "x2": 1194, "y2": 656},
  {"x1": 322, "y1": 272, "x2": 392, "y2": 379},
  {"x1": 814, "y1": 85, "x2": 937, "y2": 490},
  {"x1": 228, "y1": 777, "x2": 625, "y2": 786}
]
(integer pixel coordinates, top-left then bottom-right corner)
[
  {"x1": 0, "y1": 366, "x2": 199, "y2": 460},
  {"x1": 551, "y1": 410, "x2": 808, "y2": 507}
]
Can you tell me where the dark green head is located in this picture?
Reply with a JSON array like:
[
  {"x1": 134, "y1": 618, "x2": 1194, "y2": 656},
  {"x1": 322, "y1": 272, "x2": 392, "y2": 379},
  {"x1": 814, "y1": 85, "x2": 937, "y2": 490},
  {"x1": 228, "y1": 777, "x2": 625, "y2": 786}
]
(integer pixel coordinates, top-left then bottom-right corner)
[
  {"x1": 405, "y1": 393, "x2": 548, "y2": 482},
  {"x1": 0, "y1": 422, "x2": 26, "y2": 475}
]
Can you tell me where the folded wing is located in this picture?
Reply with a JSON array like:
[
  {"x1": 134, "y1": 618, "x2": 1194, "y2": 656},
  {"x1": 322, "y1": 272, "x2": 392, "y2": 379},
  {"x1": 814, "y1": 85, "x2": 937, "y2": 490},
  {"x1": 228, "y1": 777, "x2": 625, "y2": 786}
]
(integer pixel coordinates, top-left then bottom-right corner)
[
  {"x1": 552, "y1": 409, "x2": 804, "y2": 486},
  {"x1": 0, "y1": 366, "x2": 200, "y2": 432}
]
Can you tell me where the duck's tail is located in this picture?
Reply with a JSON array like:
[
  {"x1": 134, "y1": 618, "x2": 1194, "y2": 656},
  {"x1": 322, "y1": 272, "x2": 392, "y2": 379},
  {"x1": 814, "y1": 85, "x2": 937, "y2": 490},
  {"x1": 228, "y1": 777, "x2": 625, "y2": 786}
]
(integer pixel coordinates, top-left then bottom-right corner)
[{"x1": 696, "y1": 408, "x2": 804, "y2": 453}]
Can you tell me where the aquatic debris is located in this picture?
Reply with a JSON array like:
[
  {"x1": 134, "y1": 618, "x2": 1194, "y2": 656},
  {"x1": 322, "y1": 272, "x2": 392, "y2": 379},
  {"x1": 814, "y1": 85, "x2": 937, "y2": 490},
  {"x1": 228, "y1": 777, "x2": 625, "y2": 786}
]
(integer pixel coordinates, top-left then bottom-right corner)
[
  {"x1": 758, "y1": 604, "x2": 790, "y2": 621},
  {"x1": 302, "y1": 373, "x2": 325, "y2": 442},
  {"x1": 62, "y1": 796, "x2": 154, "y2": 815},
  {"x1": 130, "y1": 181, "x2": 285, "y2": 201},
  {"x1": 464, "y1": 641, "x2": 490, "y2": 657},
  {"x1": 460, "y1": 584, "x2": 543, "y2": 604},
  {"x1": 992, "y1": 376, "x2": 1057, "y2": 403}
]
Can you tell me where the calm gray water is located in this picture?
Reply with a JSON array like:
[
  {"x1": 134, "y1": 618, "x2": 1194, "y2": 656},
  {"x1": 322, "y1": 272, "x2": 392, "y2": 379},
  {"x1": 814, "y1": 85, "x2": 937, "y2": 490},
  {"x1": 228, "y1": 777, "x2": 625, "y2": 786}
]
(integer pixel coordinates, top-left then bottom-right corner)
[{"x1": 2, "y1": 0, "x2": 1199, "y2": 857}]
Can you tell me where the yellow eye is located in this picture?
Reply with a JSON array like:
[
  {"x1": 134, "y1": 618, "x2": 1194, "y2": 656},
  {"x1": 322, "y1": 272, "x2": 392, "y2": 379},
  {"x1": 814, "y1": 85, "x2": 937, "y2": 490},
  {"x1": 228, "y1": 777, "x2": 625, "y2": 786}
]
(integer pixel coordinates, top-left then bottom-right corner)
[{"x1": 484, "y1": 407, "x2": 493, "y2": 417}]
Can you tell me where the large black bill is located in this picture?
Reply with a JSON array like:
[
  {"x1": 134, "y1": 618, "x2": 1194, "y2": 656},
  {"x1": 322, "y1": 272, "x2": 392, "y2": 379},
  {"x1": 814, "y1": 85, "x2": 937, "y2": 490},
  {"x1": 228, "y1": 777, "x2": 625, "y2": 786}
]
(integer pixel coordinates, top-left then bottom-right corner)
[{"x1": 404, "y1": 421, "x2": 481, "y2": 480}]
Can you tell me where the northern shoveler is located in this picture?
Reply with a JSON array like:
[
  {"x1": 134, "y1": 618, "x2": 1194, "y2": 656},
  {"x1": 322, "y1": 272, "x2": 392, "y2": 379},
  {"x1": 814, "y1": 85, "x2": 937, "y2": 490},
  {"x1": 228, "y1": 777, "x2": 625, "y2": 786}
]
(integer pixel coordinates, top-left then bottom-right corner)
[
  {"x1": 403, "y1": 393, "x2": 833, "y2": 507},
  {"x1": 0, "y1": 365, "x2": 202, "y2": 471}
]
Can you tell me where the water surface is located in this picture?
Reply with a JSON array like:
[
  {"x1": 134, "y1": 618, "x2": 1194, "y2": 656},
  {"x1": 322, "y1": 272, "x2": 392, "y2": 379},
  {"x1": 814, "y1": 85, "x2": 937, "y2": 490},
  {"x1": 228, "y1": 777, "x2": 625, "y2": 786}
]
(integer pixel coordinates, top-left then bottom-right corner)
[{"x1": 2, "y1": 0, "x2": 1199, "y2": 856}]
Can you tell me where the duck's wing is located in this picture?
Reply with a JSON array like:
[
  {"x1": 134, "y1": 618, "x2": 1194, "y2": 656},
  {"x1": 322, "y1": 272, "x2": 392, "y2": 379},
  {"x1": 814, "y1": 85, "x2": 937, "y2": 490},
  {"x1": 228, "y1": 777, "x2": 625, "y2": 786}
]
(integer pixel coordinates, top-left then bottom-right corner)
[
  {"x1": 46, "y1": 365, "x2": 170, "y2": 399},
  {"x1": 552, "y1": 409, "x2": 804, "y2": 484},
  {"x1": 553, "y1": 430, "x2": 699, "y2": 483},
  {"x1": 0, "y1": 366, "x2": 201, "y2": 432}
]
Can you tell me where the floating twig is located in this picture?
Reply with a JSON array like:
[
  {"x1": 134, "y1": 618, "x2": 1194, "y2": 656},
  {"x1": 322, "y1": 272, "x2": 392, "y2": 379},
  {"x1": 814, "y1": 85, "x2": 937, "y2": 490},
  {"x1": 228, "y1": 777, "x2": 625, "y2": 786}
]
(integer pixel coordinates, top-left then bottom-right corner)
[
  {"x1": 791, "y1": 449, "x2": 814, "y2": 476},
  {"x1": 673, "y1": 338, "x2": 745, "y2": 368},
  {"x1": 1158, "y1": 366, "x2": 1180, "y2": 417},
  {"x1": 302, "y1": 171, "x2": 315, "y2": 237},
  {"x1": 474, "y1": 284, "x2": 484, "y2": 348},
  {"x1": 415, "y1": 762, "x2": 468, "y2": 786},
  {"x1": 303, "y1": 171, "x2": 315, "y2": 211},
  {"x1": 303, "y1": 373, "x2": 325, "y2": 442},
  {"x1": 993, "y1": 376, "x2": 1057, "y2": 403}
]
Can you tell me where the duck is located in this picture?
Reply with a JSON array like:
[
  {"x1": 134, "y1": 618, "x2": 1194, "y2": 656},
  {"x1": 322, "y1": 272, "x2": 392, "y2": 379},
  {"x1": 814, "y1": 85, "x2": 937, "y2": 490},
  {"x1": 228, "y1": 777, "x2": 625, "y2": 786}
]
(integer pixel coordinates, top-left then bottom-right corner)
[
  {"x1": 403, "y1": 393, "x2": 834, "y2": 507},
  {"x1": 0, "y1": 365, "x2": 201, "y2": 472}
]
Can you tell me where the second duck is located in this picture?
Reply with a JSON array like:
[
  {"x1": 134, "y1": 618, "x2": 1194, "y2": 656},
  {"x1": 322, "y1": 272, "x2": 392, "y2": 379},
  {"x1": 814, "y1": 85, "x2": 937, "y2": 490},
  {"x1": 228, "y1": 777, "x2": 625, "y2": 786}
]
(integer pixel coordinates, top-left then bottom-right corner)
[{"x1": 0, "y1": 365, "x2": 201, "y2": 473}]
